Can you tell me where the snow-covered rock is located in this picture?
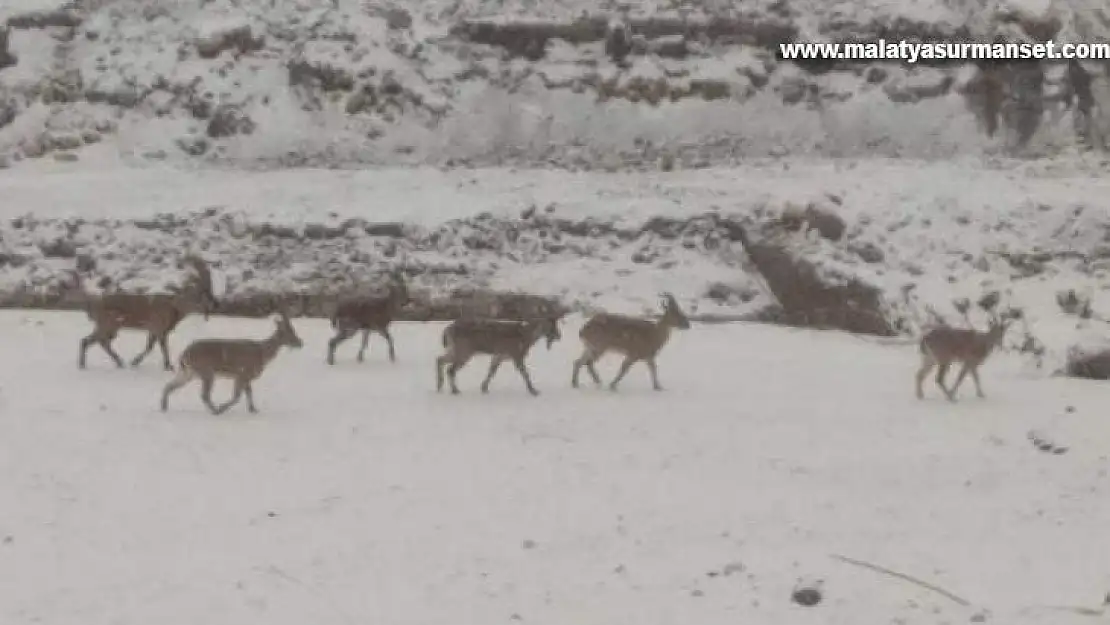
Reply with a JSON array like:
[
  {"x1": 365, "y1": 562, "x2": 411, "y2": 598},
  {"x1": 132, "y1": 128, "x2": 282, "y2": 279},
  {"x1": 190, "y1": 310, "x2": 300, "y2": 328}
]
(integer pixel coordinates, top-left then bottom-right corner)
[
  {"x1": 1, "y1": 0, "x2": 1109, "y2": 167},
  {"x1": 3, "y1": 159, "x2": 1110, "y2": 366}
]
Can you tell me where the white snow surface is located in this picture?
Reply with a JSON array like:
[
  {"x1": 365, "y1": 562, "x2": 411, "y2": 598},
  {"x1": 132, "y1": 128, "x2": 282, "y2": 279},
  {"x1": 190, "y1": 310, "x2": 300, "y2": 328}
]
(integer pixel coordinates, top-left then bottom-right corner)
[{"x1": 1, "y1": 309, "x2": 1108, "y2": 624}]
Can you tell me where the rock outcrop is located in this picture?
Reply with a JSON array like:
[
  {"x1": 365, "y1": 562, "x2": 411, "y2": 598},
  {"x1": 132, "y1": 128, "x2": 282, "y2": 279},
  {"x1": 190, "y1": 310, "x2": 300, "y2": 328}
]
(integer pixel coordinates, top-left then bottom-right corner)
[
  {"x1": 1063, "y1": 347, "x2": 1110, "y2": 380},
  {"x1": 732, "y1": 213, "x2": 898, "y2": 337},
  {"x1": 0, "y1": 197, "x2": 917, "y2": 335},
  {"x1": 0, "y1": 26, "x2": 15, "y2": 70}
]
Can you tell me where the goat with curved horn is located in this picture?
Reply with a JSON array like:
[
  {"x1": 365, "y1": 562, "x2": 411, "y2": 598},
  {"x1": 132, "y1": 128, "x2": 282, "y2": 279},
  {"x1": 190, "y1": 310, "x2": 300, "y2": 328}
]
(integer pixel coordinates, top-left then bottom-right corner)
[
  {"x1": 326, "y1": 267, "x2": 410, "y2": 364},
  {"x1": 915, "y1": 305, "x2": 1013, "y2": 401},
  {"x1": 161, "y1": 309, "x2": 303, "y2": 415},
  {"x1": 572, "y1": 291, "x2": 691, "y2": 391},
  {"x1": 78, "y1": 254, "x2": 220, "y2": 370},
  {"x1": 436, "y1": 314, "x2": 562, "y2": 396}
]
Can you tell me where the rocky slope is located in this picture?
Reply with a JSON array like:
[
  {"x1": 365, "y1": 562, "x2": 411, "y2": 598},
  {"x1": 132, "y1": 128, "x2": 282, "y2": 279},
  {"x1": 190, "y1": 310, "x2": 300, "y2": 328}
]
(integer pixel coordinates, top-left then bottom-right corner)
[
  {"x1": 3, "y1": 161, "x2": 1110, "y2": 372},
  {"x1": 0, "y1": 202, "x2": 781, "y2": 322},
  {"x1": 2, "y1": 0, "x2": 1110, "y2": 168}
]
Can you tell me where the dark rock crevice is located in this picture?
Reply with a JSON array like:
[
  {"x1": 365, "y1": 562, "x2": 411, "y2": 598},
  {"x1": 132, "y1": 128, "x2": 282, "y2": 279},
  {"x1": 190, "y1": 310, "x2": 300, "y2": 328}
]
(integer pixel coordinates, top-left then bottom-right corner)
[
  {"x1": 0, "y1": 26, "x2": 15, "y2": 70},
  {"x1": 731, "y1": 222, "x2": 898, "y2": 337},
  {"x1": 5, "y1": 5, "x2": 82, "y2": 29},
  {"x1": 1064, "y1": 348, "x2": 1110, "y2": 380},
  {"x1": 453, "y1": 14, "x2": 797, "y2": 61}
]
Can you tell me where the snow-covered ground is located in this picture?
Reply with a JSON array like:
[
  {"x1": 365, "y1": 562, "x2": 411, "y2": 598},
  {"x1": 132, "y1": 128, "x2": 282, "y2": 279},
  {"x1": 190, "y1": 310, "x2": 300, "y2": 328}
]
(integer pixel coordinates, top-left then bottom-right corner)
[
  {"x1": 5, "y1": 2, "x2": 1110, "y2": 622},
  {"x1": 1, "y1": 309, "x2": 1107, "y2": 624}
]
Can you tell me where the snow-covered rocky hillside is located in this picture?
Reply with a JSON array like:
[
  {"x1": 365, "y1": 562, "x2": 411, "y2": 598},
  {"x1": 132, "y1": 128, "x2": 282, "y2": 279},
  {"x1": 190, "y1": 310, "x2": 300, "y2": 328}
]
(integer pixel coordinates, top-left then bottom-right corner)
[
  {"x1": 2, "y1": 0, "x2": 1110, "y2": 168},
  {"x1": 4, "y1": 156, "x2": 1110, "y2": 371}
]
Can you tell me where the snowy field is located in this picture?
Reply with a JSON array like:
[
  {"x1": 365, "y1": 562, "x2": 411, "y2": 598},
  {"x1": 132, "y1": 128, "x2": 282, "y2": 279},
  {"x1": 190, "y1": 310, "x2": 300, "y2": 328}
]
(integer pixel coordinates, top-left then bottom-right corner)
[
  {"x1": 7, "y1": 151, "x2": 1110, "y2": 226},
  {"x1": 1, "y1": 309, "x2": 1108, "y2": 624}
]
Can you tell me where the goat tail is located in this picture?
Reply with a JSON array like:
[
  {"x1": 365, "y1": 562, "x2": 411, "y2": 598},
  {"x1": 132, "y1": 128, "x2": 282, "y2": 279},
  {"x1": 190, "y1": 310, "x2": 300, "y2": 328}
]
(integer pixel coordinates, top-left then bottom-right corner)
[
  {"x1": 918, "y1": 338, "x2": 939, "y2": 363},
  {"x1": 174, "y1": 348, "x2": 197, "y2": 375}
]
